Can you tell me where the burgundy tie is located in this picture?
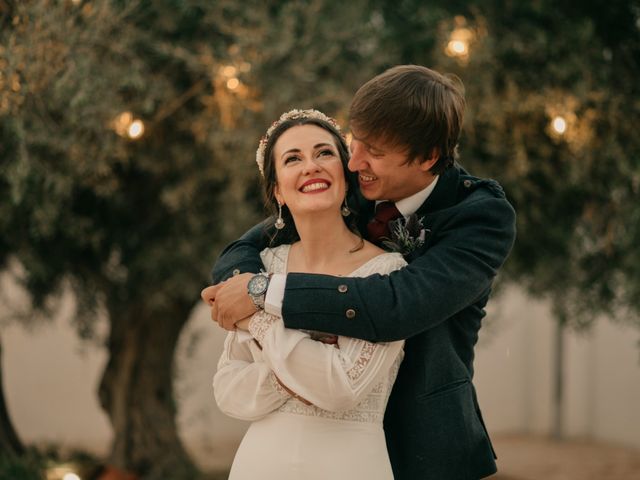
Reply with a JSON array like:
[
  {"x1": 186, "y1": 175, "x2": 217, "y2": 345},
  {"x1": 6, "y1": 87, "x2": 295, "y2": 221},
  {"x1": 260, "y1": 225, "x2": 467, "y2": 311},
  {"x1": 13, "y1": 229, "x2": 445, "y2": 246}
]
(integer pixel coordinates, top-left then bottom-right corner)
[{"x1": 367, "y1": 201, "x2": 402, "y2": 244}]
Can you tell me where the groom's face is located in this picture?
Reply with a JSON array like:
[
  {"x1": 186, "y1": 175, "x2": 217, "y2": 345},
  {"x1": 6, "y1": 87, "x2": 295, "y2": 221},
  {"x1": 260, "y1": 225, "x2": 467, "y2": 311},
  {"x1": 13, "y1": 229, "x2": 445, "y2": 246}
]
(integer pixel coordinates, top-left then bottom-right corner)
[{"x1": 348, "y1": 131, "x2": 436, "y2": 202}]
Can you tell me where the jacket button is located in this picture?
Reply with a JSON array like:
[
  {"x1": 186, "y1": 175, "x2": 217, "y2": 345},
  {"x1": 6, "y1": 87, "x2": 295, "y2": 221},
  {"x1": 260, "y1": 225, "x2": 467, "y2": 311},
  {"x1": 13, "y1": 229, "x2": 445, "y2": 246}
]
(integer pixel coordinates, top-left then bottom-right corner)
[
  {"x1": 345, "y1": 308, "x2": 356, "y2": 319},
  {"x1": 463, "y1": 179, "x2": 473, "y2": 188},
  {"x1": 338, "y1": 284, "x2": 348, "y2": 293},
  {"x1": 232, "y1": 269, "x2": 241, "y2": 276}
]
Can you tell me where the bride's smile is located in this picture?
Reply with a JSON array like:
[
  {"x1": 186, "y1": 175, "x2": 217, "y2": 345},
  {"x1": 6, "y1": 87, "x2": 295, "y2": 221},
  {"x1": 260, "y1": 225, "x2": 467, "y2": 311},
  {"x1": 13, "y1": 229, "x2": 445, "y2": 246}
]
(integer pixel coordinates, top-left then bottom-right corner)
[{"x1": 299, "y1": 178, "x2": 331, "y2": 193}]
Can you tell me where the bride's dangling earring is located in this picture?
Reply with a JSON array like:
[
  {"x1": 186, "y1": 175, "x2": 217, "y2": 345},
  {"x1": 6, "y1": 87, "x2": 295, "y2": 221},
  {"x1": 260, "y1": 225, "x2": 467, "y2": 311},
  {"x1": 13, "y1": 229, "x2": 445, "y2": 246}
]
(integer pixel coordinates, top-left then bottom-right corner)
[
  {"x1": 341, "y1": 196, "x2": 351, "y2": 217},
  {"x1": 275, "y1": 202, "x2": 285, "y2": 230}
]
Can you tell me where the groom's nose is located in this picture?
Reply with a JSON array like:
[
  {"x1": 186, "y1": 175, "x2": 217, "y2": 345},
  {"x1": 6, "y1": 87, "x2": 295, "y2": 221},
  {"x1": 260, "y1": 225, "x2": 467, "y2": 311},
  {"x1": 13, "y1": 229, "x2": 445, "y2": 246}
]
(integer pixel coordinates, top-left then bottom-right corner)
[{"x1": 348, "y1": 140, "x2": 366, "y2": 171}]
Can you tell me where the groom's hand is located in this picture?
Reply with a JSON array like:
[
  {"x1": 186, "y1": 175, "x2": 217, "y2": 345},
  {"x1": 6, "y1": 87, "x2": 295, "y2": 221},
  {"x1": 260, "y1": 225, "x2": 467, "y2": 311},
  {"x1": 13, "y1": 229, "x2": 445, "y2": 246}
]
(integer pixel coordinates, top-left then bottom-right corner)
[{"x1": 201, "y1": 273, "x2": 257, "y2": 330}]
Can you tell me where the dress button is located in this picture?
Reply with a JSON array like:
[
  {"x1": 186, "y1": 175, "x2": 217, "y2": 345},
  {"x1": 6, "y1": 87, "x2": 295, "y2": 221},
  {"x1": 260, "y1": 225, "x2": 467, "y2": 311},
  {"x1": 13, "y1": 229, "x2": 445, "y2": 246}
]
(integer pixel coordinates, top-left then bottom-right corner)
[
  {"x1": 345, "y1": 308, "x2": 356, "y2": 319},
  {"x1": 338, "y1": 284, "x2": 348, "y2": 293},
  {"x1": 232, "y1": 269, "x2": 241, "y2": 276},
  {"x1": 463, "y1": 179, "x2": 473, "y2": 188}
]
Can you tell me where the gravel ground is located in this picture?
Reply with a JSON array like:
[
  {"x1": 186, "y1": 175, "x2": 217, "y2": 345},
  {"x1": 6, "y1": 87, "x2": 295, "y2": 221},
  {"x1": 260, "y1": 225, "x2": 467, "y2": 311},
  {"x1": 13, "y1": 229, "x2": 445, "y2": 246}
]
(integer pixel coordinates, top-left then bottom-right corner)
[{"x1": 492, "y1": 434, "x2": 640, "y2": 480}]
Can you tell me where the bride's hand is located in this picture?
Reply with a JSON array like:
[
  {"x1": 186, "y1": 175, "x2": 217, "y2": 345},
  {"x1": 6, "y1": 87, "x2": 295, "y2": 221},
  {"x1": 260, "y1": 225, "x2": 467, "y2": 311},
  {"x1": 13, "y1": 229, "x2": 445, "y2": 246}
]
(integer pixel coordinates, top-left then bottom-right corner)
[{"x1": 235, "y1": 317, "x2": 252, "y2": 331}]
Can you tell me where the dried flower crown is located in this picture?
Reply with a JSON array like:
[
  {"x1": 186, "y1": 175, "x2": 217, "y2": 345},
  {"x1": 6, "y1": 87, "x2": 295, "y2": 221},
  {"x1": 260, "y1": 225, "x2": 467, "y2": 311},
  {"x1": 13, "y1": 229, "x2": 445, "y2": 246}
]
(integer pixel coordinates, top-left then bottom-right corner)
[{"x1": 255, "y1": 109, "x2": 343, "y2": 177}]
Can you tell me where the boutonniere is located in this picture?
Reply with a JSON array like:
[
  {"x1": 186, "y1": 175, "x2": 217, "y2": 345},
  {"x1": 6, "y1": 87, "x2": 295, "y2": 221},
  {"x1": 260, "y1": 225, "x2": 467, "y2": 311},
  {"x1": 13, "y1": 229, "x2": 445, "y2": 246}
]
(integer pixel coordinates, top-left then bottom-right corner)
[{"x1": 382, "y1": 214, "x2": 429, "y2": 256}]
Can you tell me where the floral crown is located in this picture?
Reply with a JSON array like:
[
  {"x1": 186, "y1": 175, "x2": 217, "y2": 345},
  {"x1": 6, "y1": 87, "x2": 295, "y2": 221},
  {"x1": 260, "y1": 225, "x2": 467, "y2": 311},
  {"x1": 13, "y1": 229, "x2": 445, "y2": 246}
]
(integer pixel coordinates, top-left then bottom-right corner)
[{"x1": 255, "y1": 109, "x2": 343, "y2": 177}]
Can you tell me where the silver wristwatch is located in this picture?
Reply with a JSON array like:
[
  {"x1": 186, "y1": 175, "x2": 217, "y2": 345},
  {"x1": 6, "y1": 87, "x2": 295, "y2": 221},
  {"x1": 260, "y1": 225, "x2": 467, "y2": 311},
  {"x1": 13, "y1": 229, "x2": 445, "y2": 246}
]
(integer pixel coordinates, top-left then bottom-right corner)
[{"x1": 247, "y1": 272, "x2": 271, "y2": 310}]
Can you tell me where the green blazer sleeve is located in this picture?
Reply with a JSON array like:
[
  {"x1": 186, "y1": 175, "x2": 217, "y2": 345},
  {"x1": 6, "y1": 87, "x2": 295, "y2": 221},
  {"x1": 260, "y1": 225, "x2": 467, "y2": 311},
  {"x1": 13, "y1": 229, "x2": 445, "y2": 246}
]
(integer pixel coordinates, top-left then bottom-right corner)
[
  {"x1": 281, "y1": 191, "x2": 516, "y2": 342},
  {"x1": 211, "y1": 220, "x2": 272, "y2": 283}
]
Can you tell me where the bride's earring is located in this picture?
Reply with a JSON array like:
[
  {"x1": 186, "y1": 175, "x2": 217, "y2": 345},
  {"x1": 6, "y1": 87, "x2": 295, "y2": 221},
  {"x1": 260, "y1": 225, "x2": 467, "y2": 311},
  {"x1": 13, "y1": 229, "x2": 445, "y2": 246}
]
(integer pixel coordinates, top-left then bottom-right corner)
[
  {"x1": 275, "y1": 202, "x2": 285, "y2": 230},
  {"x1": 341, "y1": 197, "x2": 351, "y2": 217}
]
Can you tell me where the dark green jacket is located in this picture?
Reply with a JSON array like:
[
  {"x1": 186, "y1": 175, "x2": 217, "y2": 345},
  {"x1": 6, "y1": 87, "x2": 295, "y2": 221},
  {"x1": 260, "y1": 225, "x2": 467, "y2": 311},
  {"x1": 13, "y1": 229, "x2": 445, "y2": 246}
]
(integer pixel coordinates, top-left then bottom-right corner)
[{"x1": 212, "y1": 165, "x2": 516, "y2": 479}]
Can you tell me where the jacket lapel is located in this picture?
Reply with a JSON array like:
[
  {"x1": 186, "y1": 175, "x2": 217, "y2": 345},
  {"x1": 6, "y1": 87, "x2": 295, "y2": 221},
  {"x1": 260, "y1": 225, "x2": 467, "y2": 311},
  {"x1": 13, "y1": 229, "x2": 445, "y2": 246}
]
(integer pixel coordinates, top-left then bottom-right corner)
[{"x1": 416, "y1": 165, "x2": 461, "y2": 217}]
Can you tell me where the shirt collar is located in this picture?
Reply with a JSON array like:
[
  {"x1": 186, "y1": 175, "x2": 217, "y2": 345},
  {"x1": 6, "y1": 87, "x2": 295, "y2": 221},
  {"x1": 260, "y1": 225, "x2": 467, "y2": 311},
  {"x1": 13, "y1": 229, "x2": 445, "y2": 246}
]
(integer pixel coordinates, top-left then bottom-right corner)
[{"x1": 377, "y1": 175, "x2": 439, "y2": 218}]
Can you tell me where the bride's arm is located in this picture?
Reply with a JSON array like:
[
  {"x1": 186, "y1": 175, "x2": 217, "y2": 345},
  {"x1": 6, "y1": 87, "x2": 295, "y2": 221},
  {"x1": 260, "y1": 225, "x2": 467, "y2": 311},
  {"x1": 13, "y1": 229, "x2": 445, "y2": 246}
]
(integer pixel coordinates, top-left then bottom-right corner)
[
  {"x1": 213, "y1": 331, "x2": 291, "y2": 421},
  {"x1": 248, "y1": 311, "x2": 404, "y2": 412}
]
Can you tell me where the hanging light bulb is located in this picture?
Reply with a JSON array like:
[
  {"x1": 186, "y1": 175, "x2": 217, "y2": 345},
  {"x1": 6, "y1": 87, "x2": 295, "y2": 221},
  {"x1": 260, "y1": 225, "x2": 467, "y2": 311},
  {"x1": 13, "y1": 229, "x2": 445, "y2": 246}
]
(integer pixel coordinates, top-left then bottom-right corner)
[
  {"x1": 222, "y1": 65, "x2": 237, "y2": 77},
  {"x1": 447, "y1": 39, "x2": 468, "y2": 56},
  {"x1": 551, "y1": 116, "x2": 567, "y2": 135},
  {"x1": 445, "y1": 21, "x2": 473, "y2": 61},
  {"x1": 127, "y1": 119, "x2": 145, "y2": 139},
  {"x1": 226, "y1": 78, "x2": 240, "y2": 90}
]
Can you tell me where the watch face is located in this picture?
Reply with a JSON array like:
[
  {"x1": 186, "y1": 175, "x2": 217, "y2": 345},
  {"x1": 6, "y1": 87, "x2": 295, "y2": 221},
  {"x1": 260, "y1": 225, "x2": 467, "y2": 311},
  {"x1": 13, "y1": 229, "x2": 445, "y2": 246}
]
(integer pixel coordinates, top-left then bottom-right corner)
[{"x1": 249, "y1": 275, "x2": 268, "y2": 295}]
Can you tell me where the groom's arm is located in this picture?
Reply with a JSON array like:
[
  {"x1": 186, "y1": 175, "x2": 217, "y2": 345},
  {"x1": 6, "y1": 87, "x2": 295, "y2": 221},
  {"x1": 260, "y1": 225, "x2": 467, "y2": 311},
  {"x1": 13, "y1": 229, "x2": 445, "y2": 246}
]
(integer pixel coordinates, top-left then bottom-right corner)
[
  {"x1": 211, "y1": 220, "x2": 272, "y2": 283},
  {"x1": 281, "y1": 194, "x2": 516, "y2": 342}
]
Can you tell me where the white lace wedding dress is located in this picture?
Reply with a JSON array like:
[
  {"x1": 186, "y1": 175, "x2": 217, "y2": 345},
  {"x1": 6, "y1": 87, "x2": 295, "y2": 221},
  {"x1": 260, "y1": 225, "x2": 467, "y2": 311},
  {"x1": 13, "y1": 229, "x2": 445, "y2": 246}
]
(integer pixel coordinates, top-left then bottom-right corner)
[{"x1": 213, "y1": 245, "x2": 406, "y2": 480}]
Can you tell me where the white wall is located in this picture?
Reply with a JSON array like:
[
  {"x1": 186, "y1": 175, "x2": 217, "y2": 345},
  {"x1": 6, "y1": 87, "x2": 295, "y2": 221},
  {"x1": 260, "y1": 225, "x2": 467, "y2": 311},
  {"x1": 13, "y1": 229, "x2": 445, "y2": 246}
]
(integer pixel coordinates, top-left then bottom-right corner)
[
  {"x1": 475, "y1": 286, "x2": 640, "y2": 447},
  {"x1": 2, "y1": 283, "x2": 639, "y2": 472}
]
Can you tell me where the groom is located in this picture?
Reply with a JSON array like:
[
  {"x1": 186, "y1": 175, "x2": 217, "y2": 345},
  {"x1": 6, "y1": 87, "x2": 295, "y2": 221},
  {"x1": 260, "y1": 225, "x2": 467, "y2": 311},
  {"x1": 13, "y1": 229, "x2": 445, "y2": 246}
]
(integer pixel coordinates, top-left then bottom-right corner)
[{"x1": 206, "y1": 65, "x2": 516, "y2": 479}]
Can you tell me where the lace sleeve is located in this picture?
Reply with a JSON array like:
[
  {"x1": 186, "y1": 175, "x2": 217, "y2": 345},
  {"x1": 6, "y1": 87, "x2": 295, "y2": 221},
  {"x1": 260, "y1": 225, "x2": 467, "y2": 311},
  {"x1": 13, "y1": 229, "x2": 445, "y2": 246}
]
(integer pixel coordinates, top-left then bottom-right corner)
[
  {"x1": 248, "y1": 310, "x2": 404, "y2": 412},
  {"x1": 213, "y1": 331, "x2": 290, "y2": 421}
]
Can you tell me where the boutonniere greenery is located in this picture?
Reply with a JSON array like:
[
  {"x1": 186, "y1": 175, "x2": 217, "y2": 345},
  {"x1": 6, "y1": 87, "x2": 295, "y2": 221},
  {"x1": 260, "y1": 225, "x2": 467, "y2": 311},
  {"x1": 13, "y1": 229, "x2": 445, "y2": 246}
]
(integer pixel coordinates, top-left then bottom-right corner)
[{"x1": 382, "y1": 214, "x2": 429, "y2": 256}]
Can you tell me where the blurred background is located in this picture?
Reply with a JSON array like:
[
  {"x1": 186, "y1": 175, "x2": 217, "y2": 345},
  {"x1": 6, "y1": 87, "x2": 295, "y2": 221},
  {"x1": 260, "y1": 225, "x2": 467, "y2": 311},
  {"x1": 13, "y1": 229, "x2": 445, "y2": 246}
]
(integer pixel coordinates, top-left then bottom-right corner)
[{"x1": 1, "y1": 0, "x2": 639, "y2": 479}]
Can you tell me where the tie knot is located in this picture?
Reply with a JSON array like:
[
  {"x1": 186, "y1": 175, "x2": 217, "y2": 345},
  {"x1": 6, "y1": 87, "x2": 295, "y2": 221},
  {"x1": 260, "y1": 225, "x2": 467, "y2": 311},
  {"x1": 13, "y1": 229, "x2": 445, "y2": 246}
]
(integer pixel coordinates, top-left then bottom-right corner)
[
  {"x1": 374, "y1": 201, "x2": 402, "y2": 223},
  {"x1": 367, "y1": 201, "x2": 403, "y2": 245}
]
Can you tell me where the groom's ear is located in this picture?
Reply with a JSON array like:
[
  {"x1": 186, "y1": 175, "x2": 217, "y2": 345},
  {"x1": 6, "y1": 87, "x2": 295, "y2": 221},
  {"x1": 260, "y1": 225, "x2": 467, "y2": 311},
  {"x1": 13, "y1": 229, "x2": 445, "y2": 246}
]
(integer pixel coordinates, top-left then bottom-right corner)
[{"x1": 418, "y1": 149, "x2": 439, "y2": 172}]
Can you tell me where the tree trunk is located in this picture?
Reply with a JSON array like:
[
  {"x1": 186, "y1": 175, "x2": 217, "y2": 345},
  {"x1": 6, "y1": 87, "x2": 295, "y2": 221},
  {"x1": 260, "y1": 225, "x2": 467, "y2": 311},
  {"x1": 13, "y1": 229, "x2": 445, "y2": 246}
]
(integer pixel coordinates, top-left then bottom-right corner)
[
  {"x1": 0, "y1": 334, "x2": 25, "y2": 457},
  {"x1": 98, "y1": 301, "x2": 198, "y2": 479}
]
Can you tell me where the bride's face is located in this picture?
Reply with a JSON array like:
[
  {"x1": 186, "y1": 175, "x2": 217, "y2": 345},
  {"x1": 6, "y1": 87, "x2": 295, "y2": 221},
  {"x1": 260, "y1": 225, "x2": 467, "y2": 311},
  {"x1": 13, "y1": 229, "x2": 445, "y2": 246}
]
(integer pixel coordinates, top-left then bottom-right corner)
[{"x1": 272, "y1": 124, "x2": 346, "y2": 218}]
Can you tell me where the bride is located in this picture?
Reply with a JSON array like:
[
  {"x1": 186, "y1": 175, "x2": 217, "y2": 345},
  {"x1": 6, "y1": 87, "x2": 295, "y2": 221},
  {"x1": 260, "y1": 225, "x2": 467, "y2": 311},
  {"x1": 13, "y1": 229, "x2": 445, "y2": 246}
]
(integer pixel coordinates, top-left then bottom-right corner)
[{"x1": 206, "y1": 109, "x2": 406, "y2": 479}]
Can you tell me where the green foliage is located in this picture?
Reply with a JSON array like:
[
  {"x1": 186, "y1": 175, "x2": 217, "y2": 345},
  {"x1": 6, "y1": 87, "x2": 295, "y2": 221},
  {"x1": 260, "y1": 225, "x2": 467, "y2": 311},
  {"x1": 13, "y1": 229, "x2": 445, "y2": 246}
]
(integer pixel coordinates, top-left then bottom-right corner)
[{"x1": 0, "y1": 454, "x2": 43, "y2": 480}]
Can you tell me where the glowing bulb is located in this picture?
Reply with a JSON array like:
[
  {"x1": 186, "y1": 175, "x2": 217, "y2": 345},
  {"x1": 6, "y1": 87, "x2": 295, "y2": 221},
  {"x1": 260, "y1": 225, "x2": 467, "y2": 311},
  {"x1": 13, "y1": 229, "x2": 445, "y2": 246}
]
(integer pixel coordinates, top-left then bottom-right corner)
[
  {"x1": 127, "y1": 119, "x2": 145, "y2": 139},
  {"x1": 450, "y1": 40, "x2": 467, "y2": 54},
  {"x1": 117, "y1": 111, "x2": 132, "y2": 125},
  {"x1": 445, "y1": 26, "x2": 473, "y2": 59},
  {"x1": 226, "y1": 78, "x2": 240, "y2": 90},
  {"x1": 552, "y1": 116, "x2": 567, "y2": 135},
  {"x1": 63, "y1": 473, "x2": 81, "y2": 480},
  {"x1": 222, "y1": 65, "x2": 237, "y2": 77},
  {"x1": 113, "y1": 111, "x2": 133, "y2": 136}
]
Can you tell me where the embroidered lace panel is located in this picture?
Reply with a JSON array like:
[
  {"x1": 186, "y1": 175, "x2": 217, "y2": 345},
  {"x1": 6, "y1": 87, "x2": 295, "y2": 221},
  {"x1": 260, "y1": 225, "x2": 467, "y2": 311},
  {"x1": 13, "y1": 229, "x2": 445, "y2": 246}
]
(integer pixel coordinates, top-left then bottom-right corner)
[{"x1": 258, "y1": 245, "x2": 406, "y2": 424}]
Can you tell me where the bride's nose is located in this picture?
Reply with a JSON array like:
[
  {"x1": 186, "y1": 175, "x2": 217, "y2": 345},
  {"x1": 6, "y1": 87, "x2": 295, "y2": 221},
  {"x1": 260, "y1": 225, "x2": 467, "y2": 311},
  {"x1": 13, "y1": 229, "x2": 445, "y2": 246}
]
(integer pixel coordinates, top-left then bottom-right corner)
[{"x1": 301, "y1": 156, "x2": 322, "y2": 175}]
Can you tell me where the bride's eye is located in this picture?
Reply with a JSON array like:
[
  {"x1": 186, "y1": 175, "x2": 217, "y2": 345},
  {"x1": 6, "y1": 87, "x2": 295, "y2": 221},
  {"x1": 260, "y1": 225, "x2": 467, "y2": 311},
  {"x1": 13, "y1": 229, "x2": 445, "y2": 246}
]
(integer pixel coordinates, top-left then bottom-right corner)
[
  {"x1": 318, "y1": 149, "x2": 335, "y2": 157},
  {"x1": 284, "y1": 155, "x2": 301, "y2": 164}
]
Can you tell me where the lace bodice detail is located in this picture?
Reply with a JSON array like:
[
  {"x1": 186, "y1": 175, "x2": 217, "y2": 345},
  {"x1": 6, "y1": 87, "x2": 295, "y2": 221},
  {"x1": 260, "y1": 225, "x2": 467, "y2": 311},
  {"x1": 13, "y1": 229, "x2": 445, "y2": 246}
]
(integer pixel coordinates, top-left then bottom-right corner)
[
  {"x1": 214, "y1": 245, "x2": 406, "y2": 426},
  {"x1": 258, "y1": 245, "x2": 405, "y2": 424}
]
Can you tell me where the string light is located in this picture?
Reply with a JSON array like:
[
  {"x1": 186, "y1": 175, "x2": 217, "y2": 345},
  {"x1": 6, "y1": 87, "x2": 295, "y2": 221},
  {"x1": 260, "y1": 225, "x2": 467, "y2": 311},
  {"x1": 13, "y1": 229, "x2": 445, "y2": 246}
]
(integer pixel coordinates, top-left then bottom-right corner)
[
  {"x1": 127, "y1": 119, "x2": 145, "y2": 139},
  {"x1": 45, "y1": 464, "x2": 81, "y2": 480},
  {"x1": 222, "y1": 65, "x2": 237, "y2": 77},
  {"x1": 226, "y1": 78, "x2": 240, "y2": 90},
  {"x1": 551, "y1": 116, "x2": 567, "y2": 135},
  {"x1": 112, "y1": 111, "x2": 133, "y2": 136},
  {"x1": 447, "y1": 39, "x2": 468, "y2": 56},
  {"x1": 112, "y1": 111, "x2": 145, "y2": 140},
  {"x1": 445, "y1": 20, "x2": 473, "y2": 61}
]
